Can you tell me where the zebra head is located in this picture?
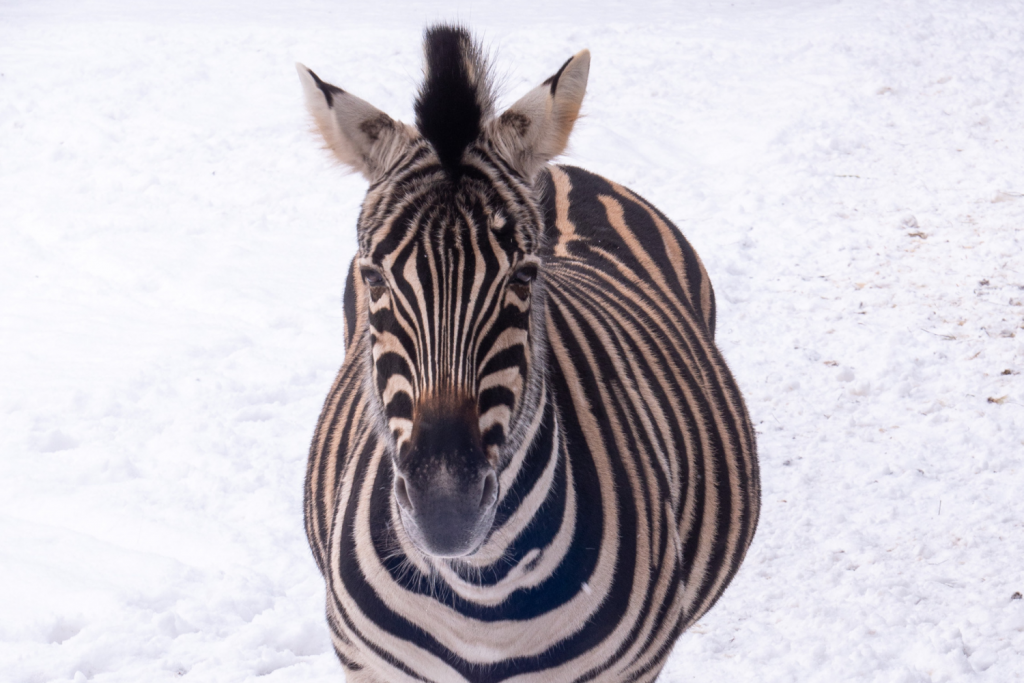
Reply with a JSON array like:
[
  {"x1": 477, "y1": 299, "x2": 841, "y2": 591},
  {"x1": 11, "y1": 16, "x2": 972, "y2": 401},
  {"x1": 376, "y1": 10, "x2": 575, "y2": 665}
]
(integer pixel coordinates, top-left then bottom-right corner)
[{"x1": 298, "y1": 26, "x2": 589, "y2": 557}]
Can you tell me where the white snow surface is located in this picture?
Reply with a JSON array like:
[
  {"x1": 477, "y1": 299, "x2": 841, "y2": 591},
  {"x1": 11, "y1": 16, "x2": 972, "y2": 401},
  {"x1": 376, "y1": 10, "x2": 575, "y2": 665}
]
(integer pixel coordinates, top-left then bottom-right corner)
[{"x1": 2, "y1": 1, "x2": 1022, "y2": 681}]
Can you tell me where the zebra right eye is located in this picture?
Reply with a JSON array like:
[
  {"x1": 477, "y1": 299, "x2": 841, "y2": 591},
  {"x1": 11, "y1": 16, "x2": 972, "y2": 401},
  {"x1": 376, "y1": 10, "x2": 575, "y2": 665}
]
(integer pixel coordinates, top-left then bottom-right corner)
[
  {"x1": 361, "y1": 268, "x2": 385, "y2": 287},
  {"x1": 510, "y1": 264, "x2": 538, "y2": 285}
]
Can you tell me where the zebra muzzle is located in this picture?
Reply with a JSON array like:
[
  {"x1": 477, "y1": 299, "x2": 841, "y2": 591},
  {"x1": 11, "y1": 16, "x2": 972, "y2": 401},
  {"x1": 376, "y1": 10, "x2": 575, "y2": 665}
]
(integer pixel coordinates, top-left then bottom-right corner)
[
  {"x1": 394, "y1": 468, "x2": 497, "y2": 557},
  {"x1": 394, "y1": 402, "x2": 499, "y2": 557}
]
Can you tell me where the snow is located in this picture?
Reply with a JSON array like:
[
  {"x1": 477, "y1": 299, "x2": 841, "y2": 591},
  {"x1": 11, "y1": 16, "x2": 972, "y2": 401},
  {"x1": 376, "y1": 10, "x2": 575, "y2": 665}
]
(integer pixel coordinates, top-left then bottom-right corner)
[{"x1": 1, "y1": 1, "x2": 1022, "y2": 681}]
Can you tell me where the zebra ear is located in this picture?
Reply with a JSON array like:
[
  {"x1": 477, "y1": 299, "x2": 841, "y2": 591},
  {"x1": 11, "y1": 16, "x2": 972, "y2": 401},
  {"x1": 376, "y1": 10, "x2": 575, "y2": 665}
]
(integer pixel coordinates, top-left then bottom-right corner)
[
  {"x1": 296, "y1": 63, "x2": 411, "y2": 181},
  {"x1": 489, "y1": 49, "x2": 590, "y2": 179}
]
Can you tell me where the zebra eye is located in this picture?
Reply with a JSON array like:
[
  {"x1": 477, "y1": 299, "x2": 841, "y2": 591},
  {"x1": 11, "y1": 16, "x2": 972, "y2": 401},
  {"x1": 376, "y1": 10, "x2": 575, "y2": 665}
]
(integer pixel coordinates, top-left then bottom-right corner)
[
  {"x1": 510, "y1": 264, "x2": 538, "y2": 286},
  {"x1": 361, "y1": 267, "x2": 386, "y2": 288}
]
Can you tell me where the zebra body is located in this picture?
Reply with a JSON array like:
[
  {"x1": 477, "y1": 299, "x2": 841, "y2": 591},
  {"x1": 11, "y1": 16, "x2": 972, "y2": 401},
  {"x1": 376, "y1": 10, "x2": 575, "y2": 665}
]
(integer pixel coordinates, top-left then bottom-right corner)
[{"x1": 299, "y1": 26, "x2": 759, "y2": 683}]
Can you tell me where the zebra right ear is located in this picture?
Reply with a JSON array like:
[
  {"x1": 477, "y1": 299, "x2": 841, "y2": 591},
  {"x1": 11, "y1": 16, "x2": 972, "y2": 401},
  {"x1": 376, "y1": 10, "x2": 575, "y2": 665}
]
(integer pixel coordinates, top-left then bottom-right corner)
[
  {"x1": 488, "y1": 49, "x2": 590, "y2": 179},
  {"x1": 296, "y1": 63, "x2": 412, "y2": 181}
]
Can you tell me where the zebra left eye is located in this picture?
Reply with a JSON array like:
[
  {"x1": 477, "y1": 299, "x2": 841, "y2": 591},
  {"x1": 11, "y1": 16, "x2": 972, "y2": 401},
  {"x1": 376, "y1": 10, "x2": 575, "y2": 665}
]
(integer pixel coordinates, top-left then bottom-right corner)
[
  {"x1": 510, "y1": 264, "x2": 538, "y2": 285},
  {"x1": 361, "y1": 267, "x2": 386, "y2": 287}
]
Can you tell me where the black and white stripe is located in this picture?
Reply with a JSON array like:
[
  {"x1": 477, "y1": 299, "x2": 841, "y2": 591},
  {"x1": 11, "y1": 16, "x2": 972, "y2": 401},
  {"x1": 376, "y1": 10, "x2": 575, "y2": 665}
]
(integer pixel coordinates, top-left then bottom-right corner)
[{"x1": 299, "y1": 24, "x2": 759, "y2": 683}]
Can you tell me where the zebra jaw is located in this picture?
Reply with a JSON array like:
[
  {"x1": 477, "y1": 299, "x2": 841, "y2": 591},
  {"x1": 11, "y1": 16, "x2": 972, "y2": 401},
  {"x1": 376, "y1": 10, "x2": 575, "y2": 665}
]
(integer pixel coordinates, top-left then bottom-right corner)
[{"x1": 392, "y1": 396, "x2": 500, "y2": 558}]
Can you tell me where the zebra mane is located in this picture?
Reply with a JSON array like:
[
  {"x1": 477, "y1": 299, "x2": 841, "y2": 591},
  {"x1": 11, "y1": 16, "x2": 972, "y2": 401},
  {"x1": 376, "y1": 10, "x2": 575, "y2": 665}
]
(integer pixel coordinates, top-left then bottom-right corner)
[{"x1": 414, "y1": 25, "x2": 494, "y2": 173}]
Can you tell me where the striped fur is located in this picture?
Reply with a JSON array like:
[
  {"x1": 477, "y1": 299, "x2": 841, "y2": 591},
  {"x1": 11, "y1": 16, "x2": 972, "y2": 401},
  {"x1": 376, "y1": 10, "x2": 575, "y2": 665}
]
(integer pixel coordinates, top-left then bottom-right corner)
[{"x1": 300, "y1": 25, "x2": 759, "y2": 683}]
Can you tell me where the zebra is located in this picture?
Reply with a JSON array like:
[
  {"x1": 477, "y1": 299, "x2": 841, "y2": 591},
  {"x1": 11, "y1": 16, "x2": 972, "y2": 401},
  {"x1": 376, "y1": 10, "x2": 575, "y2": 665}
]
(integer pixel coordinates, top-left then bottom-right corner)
[{"x1": 297, "y1": 25, "x2": 760, "y2": 683}]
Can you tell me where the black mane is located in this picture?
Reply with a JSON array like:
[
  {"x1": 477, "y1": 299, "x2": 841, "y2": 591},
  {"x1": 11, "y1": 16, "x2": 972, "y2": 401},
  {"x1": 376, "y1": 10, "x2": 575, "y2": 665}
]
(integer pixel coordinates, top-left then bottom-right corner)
[{"x1": 414, "y1": 25, "x2": 492, "y2": 174}]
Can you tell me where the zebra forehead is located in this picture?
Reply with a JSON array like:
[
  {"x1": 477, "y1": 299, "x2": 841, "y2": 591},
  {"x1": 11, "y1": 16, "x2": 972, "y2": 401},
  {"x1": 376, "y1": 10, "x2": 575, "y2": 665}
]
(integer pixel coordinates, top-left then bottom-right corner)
[
  {"x1": 366, "y1": 190, "x2": 531, "y2": 265},
  {"x1": 357, "y1": 140, "x2": 541, "y2": 258}
]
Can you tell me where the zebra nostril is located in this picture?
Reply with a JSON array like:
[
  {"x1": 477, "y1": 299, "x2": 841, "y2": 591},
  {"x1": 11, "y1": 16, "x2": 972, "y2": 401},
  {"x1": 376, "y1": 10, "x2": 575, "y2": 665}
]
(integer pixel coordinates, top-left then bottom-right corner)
[
  {"x1": 480, "y1": 471, "x2": 497, "y2": 510},
  {"x1": 395, "y1": 476, "x2": 413, "y2": 511}
]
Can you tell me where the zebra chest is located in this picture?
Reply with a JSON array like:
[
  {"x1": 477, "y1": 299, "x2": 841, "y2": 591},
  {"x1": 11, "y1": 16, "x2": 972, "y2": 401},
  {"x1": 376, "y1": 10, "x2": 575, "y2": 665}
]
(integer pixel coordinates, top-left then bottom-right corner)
[{"x1": 322, "y1": 365, "x2": 686, "y2": 681}]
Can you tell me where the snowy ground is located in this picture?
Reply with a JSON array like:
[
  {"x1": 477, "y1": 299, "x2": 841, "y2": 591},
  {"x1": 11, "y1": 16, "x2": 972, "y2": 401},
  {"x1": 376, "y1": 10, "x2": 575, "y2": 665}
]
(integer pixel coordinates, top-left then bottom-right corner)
[{"x1": 2, "y1": 1, "x2": 1022, "y2": 681}]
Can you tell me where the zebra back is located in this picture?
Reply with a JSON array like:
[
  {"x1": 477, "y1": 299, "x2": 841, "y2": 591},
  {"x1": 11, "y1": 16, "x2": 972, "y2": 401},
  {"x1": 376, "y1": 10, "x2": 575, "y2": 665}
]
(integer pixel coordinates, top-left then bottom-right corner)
[{"x1": 540, "y1": 164, "x2": 759, "y2": 635}]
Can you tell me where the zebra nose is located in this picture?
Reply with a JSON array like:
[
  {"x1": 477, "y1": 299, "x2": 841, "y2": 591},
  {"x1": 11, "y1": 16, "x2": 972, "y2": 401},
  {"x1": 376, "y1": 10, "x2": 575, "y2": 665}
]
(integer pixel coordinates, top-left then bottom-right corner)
[
  {"x1": 395, "y1": 474, "x2": 413, "y2": 512},
  {"x1": 394, "y1": 469, "x2": 495, "y2": 513},
  {"x1": 393, "y1": 464, "x2": 498, "y2": 557},
  {"x1": 480, "y1": 470, "x2": 497, "y2": 509}
]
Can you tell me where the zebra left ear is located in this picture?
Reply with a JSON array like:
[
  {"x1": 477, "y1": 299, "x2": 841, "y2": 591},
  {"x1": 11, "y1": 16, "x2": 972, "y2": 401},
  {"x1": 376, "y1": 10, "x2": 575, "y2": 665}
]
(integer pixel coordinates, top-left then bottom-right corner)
[
  {"x1": 296, "y1": 63, "x2": 412, "y2": 181},
  {"x1": 488, "y1": 49, "x2": 590, "y2": 179}
]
